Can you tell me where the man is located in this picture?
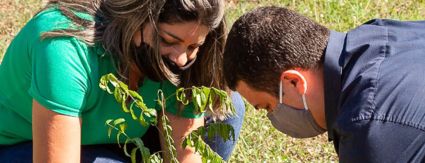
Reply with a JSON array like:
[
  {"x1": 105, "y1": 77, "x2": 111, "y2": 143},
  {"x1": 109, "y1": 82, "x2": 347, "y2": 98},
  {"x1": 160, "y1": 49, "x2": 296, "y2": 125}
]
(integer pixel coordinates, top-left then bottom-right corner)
[{"x1": 223, "y1": 6, "x2": 425, "y2": 162}]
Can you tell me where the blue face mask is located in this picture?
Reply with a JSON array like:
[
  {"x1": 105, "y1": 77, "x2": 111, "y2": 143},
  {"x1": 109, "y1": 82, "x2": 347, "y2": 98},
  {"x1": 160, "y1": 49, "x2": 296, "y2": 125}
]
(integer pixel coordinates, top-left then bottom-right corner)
[{"x1": 266, "y1": 81, "x2": 325, "y2": 138}]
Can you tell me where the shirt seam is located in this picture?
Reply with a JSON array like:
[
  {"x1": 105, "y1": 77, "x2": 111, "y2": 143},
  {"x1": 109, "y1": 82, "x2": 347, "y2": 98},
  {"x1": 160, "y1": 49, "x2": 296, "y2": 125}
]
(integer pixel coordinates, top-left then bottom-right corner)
[
  {"x1": 367, "y1": 26, "x2": 389, "y2": 116},
  {"x1": 351, "y1": 115, "x2": 425, "y2": 132},
  {"x1": 71, "y1": 38, "x2": 92, "y2": 112}
]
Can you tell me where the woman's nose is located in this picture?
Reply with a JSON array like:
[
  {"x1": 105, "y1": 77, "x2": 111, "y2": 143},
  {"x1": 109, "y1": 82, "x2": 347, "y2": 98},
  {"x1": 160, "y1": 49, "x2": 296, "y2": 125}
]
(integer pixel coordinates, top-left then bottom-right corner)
[
  {"x1": 170, "y1": 47, "x2": 189, "y2": 67},
  {"x1": 173, "y1": 53, "x2": 188, "y2": 67}
]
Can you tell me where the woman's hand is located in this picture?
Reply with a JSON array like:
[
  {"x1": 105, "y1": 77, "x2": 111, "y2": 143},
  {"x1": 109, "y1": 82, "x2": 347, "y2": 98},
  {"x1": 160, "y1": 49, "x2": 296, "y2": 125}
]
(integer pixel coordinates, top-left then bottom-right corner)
[
  {"x1": 32, "y1": 100, "x2": 82, "y2": 163},
  {"x1": 160, "y1": 112, "x2": 204, "y2": 163}
]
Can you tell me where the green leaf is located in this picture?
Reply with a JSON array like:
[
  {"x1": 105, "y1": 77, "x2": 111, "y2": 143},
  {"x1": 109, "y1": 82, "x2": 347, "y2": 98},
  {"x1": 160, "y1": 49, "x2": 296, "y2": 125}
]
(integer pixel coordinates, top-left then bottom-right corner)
[
  {"x1": 201, "y1": 87, "x2": 211, "y2": 112},
  {"x1": 144, "y1": 108, "x2": 157, "y2": 118},
  {"x1": 139, "y1": 111, "x2": 148, "y2": 127},
  {"x1": 105, "y1": 119, "x2": 113, "y2": 137},
  {"x1": 182, "y1": 135, "x2": 190, "y2": 149},
  {"x1": 130, "y1": 138, "x2": 153, "y2": 163},
  {"x1": 131, "y1": 147, "x2": 139, "y2": 163},
  {"x1": 129, "y1": 105, "x2": 138, "y2": 120},
  {"x1": 149, "y1": 116, "x2": 158, "y2": 126},
  {"x1": 132, "y1": 138, "x2": 145, "y2": 149},
  {"x1": 208, "y1": 127, "x2": 214, "y2": 141},
  {"x1": 106, "y1": 73, "x2": 119, "y2": 87},
  {"x1": 208, "y1": 92, "x2": 215, "y2": 113},
  {"x1": 150, "y1": 153, "x2": 163, "y2": 163},
  {"x1": 195, "y1": 94, "x2": 202, "y2": 110},
  {"x1": 118, "y1": 81, "x2": 129, "y2": 91},
  {"x1": 141, "y1": 146, "x2": 151, "y2": 163},
  {"x1": 123, "y1": 138, "x2": 131, "y2": 157},
  {"x1": 119, "y1": 123, "x2": 127, "y2": 133},
  {"x1": 176, "y1": 87, "x2": 185, "y2": 101},
  {"x1": 113, "y1": 118, "x2": 126, "y2": 126},
  {"x1": 107, "y1": 127, "x2": 112, "y2": 138},
  {"x1": 128, "y1": 101, "x2": 138, "y2": 120},
  {"x1": 121, "y1": 99, "x2": 130, "y2": 113},
  {"x1": 116, "y1": 131, "x2": 122, "y2": 147},
  {"x1": 135, "y1": 101, "x2": 149, "y2": 111},
  {"x1": 176, "y1": 87, "x2": 189, "y2": 105},
  {"x1": 129, "y1": 90, "x2": 144, "y2": 102},
  {"x1": 114, "y1": 88, "x2": 122, "y2": 103},
  {"x1": 99, "y1": 76, "x2": 109, "y2": 92},
  {"x1": 200, "y1": 92, "x2": 207, "y2": 112}
]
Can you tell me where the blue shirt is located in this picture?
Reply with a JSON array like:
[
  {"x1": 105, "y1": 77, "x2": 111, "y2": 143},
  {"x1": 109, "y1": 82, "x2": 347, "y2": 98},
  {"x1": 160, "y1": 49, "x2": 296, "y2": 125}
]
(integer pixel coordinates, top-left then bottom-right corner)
[{"x1": 324, "y1": 19, "x2": 425, "y2": 162}]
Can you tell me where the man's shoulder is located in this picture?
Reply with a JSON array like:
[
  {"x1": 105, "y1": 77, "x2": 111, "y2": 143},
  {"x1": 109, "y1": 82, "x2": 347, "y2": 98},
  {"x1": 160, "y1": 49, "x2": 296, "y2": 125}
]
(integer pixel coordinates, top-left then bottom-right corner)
[
  {"x1": 346, "y1": 19, "x2": 425, "y2": 47},
  {"x1": 360, "y1": 19, "x2": 425, "y2": 28}
]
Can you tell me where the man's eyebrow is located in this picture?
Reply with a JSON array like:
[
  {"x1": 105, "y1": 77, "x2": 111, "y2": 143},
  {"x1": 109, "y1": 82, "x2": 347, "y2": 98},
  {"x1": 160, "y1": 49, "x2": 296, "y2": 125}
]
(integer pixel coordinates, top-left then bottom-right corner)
[{"x1": 162, "y1": 30, "x2": 184, "y2": 42}]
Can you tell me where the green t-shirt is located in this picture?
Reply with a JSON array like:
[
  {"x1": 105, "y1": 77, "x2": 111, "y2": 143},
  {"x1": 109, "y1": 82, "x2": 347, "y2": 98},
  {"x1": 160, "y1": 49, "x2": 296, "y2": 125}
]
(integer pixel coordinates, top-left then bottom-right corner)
[{"x1": 0, "y1": 7, "x2": 202, "y2": 145}]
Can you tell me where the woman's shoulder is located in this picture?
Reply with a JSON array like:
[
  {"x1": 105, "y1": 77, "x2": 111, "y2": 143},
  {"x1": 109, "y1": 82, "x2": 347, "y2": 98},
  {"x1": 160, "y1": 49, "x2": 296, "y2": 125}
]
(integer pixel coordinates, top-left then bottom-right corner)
[
  {"x1": 25, "y1": 7, "x2": 72, "y2": 34},
  {"x1": 4, "y1": 7, "x2": 93, "y2": 64},
  {"x1": 25, "y1": 6, "x2": 94, "y2": 36},
  {"x1": 20, "y1": 7, "x2": 101, "y2": 59}
]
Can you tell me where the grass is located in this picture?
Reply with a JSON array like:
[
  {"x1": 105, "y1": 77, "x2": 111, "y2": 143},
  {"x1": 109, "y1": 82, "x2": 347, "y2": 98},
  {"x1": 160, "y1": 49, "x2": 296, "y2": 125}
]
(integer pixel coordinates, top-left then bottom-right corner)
[
  {"x1": 0, "y1": 0, "x2": 44, "y2": 61},
  {"x1": 1, "y1": 0, "x2": 424, "y2": 162},
  {"x1": 226, "y1": 0, "x2": 425, "y2": 32}
]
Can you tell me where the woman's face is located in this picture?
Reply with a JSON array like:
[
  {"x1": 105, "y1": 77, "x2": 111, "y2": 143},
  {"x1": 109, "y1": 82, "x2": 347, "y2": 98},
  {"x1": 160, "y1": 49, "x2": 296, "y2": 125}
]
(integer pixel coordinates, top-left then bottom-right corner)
[{"x1": 134, "y1": 21, "x2": 209, "y2": 68}]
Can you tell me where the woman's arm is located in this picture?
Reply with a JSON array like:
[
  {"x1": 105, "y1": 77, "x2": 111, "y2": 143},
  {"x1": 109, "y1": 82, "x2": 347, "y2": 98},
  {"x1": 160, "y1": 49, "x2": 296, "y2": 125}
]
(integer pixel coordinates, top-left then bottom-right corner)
[
  {"x1": 160, "y1": 112, "x2": 204, "y2": 163},
  {"x1": 32, "y1": 100, "x2": 82, "y2": 163}
]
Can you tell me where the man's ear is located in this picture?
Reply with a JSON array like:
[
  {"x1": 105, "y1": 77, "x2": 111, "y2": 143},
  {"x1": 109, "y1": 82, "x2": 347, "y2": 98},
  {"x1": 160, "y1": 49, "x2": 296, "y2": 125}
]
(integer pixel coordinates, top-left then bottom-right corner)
[{"x1": 281, "y1": 69, "x2": 307, "y2": 95}]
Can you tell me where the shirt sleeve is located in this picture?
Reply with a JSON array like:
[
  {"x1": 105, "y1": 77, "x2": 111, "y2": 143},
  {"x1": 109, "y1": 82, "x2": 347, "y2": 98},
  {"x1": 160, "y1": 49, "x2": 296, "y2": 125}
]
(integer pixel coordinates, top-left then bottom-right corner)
[
  {"x1": 337, "y1": 120, "x2": 425, "y2": 162},
  {"x1": 28, "y1": 37, "x2": 90, "y2": 117}
]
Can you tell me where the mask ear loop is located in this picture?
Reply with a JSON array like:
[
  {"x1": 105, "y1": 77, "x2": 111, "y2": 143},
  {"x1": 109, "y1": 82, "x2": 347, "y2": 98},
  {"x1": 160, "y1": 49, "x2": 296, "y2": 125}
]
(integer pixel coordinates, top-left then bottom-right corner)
[
  {"x1": 302, "y1": 94, "x2": 309, "y2": 110},
  {"x1": 280, "y1": 74, "x2": 309, "y2": 110},
  {"x1": 279, "y1": 80, "x2": 283, "y2": 104},
  {"x1": 301, "y1": 76, "x2": 309, "y2": 110}
]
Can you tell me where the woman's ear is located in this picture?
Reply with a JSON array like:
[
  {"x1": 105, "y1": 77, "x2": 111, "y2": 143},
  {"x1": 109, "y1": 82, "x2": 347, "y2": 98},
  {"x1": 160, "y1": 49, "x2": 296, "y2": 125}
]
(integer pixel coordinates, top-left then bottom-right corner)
[
  {"x1": 133, "y1": 30, "x2": 142, "y2": 47},
  {"x1": 281, "y1": 69, "x2": 307, "y2": 95},
  {"x1": 134, "y1": 22, "x2": 152, "y2": 47}
]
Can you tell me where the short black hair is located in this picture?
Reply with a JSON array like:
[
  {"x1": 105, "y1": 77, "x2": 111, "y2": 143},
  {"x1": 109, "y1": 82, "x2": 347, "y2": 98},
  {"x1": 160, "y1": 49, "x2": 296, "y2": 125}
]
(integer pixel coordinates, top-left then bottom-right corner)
[{"x1": 223, "y1": 6, "x2": 330, "y2": 97}]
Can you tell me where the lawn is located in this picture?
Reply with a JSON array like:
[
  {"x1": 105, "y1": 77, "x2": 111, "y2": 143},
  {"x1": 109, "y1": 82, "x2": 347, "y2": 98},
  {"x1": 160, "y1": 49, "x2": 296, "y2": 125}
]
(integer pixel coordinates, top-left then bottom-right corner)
[{"x1": 1, "y1": 0, "x2": 424, "y2": 162}]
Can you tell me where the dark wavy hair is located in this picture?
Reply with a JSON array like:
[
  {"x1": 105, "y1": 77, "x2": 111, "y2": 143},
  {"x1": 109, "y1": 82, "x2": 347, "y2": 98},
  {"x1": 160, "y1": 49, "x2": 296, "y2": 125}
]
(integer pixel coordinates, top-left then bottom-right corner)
[{"x1": 223, "y1": 6, "x2": 329, "y2": 97}]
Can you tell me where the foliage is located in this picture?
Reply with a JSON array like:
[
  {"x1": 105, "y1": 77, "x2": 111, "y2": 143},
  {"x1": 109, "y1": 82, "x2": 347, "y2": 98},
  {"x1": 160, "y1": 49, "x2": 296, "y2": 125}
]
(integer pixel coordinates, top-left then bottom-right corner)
[
  {"x1": 105, "y1": 119, "x2": 158, "y2": 163},
  {"x1": 100, "y1": 73, "x2": 158, "y2": 127},
  {"x1": 157, "y1": 90, "x2": 179, "y2": 163},
  {"x1": 183, "y1": 123, "x2": 235, "y2": 163},
  {"x1": 2, "y1": 0, "x2": 424, "y2": 162},
  {"x1": 176, "y1": 86, "x2": 235, "y2": 116},
  {"x1": 100, "y1": 73, "x2": 236, "y2": 163}
]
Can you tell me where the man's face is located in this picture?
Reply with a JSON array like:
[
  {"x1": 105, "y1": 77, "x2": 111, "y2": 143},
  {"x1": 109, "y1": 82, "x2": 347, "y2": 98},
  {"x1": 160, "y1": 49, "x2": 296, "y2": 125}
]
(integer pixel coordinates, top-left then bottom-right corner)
[{"x1": 235, "y1": 80, "x2": 278, "y2": 112}]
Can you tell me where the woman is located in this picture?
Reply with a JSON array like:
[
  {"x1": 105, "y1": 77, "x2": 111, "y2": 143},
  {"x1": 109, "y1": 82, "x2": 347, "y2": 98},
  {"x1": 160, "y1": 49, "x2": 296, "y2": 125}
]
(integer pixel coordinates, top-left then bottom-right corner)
[{"x1": 0, "y1": 0, "x2": 245, "y2": 162}]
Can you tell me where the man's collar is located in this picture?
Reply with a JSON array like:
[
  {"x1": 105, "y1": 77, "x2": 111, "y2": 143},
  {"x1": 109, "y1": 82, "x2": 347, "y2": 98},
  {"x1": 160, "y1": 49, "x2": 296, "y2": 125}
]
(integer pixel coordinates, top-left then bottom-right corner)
[{"x1": 323, "y1": 30, "x2": 346, "y2": 141}]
